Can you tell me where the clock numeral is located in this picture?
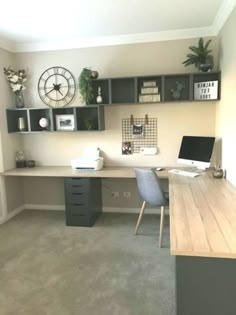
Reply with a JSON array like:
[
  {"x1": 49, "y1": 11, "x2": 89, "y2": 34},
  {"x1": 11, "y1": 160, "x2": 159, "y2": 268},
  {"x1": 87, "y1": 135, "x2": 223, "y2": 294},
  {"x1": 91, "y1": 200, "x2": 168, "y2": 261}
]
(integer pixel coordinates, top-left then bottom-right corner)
[
  {"x1": 54, "y1": 67, "x2": 59, "y2": 74},
  {"x1": 61, "y1": 69, "x2": 67, "y2": 76}
]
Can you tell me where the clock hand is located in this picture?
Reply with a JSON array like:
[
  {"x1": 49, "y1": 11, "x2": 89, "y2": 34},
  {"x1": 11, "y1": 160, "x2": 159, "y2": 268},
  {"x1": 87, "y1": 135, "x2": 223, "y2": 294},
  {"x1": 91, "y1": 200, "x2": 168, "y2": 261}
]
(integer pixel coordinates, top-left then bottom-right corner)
[
  {"x1": 58, "y1": 89, "x2": 63, "y2": 96},
  {"x1": 45, "y1": 86, "x2": 55, "y2": 95}
]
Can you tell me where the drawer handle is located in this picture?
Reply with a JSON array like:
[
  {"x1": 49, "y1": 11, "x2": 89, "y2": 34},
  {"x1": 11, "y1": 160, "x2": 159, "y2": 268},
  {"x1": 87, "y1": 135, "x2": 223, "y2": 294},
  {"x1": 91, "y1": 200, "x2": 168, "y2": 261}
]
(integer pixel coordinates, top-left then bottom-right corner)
[
  {"x1": 72, "y1": 203, "x2": 85, "y2": 206},
  {"x1": 71, "y1": 178, "x2": 82, "y2": 180},
  {"x1": 72, "y1": 192, "x2": 83, "y2": 195},
  {"x1": 72, "y1": 185, "x2": 83, "y2": 188}
]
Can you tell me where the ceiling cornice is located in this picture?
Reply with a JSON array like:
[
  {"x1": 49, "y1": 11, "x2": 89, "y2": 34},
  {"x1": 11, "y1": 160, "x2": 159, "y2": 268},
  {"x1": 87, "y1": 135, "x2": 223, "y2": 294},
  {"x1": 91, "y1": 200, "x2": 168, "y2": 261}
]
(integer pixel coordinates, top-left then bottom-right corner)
[
  {"x1": 14, "y1": 27, "x2": 214, "y2": 53},
  {"x1": 0, "y1": 37, "x2": 16, "y2": 53},
  {"x1": 0, "y1": 0, "x2": 235, "y2": 53},
  {"x1": 211, "y1": 0, "x2": 236, "y2": 34}
]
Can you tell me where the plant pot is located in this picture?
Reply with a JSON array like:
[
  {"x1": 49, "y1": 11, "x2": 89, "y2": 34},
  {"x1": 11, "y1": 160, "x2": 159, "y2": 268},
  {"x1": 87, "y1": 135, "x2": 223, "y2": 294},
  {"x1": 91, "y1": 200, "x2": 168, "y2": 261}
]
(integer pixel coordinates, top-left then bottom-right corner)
[{"x1": 198, "y1": 64, "x2": 212, "y2": 72}]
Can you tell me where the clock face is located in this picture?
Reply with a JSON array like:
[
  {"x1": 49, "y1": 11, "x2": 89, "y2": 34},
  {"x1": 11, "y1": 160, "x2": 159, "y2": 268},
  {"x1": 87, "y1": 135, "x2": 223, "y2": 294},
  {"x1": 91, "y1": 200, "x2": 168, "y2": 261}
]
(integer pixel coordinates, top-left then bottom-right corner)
[{"x1": 38, "y1": 66, "x2": 76, "y2": 107}]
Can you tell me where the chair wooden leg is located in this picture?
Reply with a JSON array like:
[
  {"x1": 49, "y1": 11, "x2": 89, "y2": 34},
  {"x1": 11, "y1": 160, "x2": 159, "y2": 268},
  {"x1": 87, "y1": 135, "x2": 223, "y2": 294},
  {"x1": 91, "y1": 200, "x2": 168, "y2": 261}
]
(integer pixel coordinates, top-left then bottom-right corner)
[
  {"x1": 159, "y1": 206, "x2": 165, "y2": 248},
  {"x1": 135, "y1": 201, "x2": 146, "y2": 235}
]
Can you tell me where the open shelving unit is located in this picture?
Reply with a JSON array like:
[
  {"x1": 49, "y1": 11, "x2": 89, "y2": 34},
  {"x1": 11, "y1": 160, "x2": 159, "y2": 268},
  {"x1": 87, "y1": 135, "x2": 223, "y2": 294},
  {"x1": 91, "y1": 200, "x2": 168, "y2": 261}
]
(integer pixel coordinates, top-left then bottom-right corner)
[
  {"x1": 6, "y1": 105, "x2": 104, "y2": 133},
  {"x1": 6, "y1": 71, "x2": 220, "y2": 134},
  {"x1": 90, "y1": 71, "x2": 221, "y2": 105}
]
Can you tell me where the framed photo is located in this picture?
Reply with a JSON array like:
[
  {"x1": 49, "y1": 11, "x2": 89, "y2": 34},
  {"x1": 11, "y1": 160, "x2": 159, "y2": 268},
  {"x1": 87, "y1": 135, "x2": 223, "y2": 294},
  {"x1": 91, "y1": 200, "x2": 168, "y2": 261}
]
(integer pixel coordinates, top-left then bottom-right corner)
[
  {"x1": 132, "y1": 124, "x2": 144, "y2": 138},
  {"x1": 56, "y1": 114, "x2": 75, "y2": 131},
  {"x1": 122, "y1": 141, "x2": 132, "y2": 155}
]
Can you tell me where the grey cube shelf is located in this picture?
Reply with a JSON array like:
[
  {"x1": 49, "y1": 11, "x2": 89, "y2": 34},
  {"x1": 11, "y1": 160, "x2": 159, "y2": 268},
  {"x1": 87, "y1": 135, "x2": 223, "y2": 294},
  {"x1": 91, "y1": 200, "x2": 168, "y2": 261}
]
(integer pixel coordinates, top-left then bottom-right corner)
[
  {"x1": 6, "y1": 105, "x2": 104, "y2": 133},
  {"x1": 88, "y1": 71, "x2": 220, "y2": 106}
]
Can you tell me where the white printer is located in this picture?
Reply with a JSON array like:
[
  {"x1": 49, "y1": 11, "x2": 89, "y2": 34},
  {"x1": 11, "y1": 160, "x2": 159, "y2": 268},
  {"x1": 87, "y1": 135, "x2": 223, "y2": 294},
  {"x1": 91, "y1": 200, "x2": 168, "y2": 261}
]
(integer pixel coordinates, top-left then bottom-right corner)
[{"x1": 71, "y1": 147, "x2": 104, "y2": 171}]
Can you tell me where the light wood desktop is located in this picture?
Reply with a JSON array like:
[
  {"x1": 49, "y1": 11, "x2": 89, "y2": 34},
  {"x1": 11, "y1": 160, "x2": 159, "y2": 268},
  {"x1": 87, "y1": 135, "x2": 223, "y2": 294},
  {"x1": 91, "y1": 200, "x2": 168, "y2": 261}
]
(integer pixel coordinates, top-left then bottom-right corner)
[{"x1": 2, "y1": 166, "x2": 236, "y2": 315}]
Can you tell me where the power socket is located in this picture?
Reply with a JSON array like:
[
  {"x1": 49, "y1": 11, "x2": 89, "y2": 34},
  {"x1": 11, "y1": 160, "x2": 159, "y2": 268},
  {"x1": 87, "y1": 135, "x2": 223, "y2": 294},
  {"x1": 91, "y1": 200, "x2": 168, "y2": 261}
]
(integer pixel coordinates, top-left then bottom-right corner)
[
  {"x1": 111, "y1": 191, "x2": 119, "y2": 198},
  {"x1": 123, "y1": 192, "x2": 131, "y2": 198}
]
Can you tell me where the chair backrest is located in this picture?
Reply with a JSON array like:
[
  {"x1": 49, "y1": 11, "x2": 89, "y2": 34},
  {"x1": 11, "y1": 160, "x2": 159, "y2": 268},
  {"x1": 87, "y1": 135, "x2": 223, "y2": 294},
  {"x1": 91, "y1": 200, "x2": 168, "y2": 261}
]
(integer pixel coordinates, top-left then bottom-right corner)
[{"x1": 135, "y1": 168, "x2": 168, "y2": 206}]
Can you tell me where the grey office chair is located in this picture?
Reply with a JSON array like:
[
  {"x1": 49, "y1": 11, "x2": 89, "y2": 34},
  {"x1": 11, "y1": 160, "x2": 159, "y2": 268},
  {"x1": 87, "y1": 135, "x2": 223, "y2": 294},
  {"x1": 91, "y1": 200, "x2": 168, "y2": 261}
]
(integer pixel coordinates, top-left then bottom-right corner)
[{"x1": 134, "y1": 168, "x2": 169, "y2": 248}]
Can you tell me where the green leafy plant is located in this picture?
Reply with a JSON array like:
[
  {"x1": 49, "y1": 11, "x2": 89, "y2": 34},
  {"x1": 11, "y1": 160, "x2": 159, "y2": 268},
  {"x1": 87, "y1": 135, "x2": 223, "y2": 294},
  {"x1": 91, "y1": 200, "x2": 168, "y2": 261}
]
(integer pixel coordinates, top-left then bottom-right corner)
[
  {"x1": 78, "y1": 68, "x2": 98, "y2": 104},
  {"x1": 182, "y1": 38, "x2": 214, "y2": 72}
]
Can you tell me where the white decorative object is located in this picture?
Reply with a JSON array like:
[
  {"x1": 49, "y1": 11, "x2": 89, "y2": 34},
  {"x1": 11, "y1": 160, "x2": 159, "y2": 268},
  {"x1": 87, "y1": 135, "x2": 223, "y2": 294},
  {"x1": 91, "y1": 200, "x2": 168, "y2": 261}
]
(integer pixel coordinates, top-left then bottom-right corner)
[
  {"x1": 143, "y1": 81, "x2": 156, "y2": 87},
  {"x1": 194, "y1": 80, "x2": 218, "y2": 100},
  {"x1": 39, "y1": 117, "x2": 49, "y2": 128},
  {"x1": 56, "y1": 114, "x2": 75, "y2": 131},
  {"x1": 140, "y1": 147, "x2": 157, "y2": 155},
  {"x1": 96, "y1": 86, "x2": 103, "y2": 104},
  {"x1": 141, "y1": 87, "x2": 159, "y2": 94},
  {"x1": 139, "y1": 94, "x2": 160, "y2": 103}
]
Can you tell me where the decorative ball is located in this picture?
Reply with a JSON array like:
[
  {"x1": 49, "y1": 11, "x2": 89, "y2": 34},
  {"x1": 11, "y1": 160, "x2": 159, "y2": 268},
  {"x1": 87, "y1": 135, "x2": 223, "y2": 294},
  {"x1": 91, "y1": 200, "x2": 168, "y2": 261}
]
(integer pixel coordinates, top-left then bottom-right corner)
[{"x1": 39, "y1": 117, "x2": 49, "y2": 128}]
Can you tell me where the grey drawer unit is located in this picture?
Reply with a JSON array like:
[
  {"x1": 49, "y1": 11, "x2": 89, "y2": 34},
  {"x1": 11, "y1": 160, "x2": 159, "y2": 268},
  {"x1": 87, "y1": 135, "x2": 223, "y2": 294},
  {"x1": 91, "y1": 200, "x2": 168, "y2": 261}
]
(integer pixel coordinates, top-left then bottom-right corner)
[{"x1": 64, "y1": 177, "x2": 102, "y2": 227}]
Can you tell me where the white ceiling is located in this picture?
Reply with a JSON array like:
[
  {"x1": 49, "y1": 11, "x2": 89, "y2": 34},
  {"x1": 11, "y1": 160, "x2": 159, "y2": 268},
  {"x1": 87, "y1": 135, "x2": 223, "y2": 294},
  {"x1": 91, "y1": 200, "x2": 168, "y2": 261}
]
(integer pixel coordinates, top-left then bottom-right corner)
[{"x1": 0, "y1": 0, "x2": 235, "y2": 52}]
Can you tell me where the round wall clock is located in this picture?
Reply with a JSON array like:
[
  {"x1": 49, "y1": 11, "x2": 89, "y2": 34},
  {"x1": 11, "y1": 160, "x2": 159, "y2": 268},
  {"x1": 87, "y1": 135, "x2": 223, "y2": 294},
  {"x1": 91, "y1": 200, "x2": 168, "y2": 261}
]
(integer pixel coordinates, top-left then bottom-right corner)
[{"x1": 38, "y1": 66, "x2": 76, "y2": 107}]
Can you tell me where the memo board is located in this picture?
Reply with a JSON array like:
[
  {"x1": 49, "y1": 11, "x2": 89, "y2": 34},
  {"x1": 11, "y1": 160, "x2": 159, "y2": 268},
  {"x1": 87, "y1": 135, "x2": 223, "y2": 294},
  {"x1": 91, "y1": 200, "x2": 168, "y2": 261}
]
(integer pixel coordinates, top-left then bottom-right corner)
[{"x1": 122, "y1": 117, "x2": 157, "y2": 153}]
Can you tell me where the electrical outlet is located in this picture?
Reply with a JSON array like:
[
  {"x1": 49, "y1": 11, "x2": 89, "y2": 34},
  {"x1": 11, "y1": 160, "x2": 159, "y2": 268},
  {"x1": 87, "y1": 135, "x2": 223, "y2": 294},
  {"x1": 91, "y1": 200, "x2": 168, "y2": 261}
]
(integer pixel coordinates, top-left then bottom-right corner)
[
  {"x1": 111, "y1": 191, "x2": 119, "y2": 198},
  {"x1": 123, "y1": 192, "x2": 131, "y2": 198}
]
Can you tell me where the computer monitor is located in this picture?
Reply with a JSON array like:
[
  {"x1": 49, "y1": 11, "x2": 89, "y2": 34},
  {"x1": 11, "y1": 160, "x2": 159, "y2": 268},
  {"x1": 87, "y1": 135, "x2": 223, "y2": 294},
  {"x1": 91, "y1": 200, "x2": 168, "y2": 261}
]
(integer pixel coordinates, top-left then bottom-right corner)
[{"x1": 177, "y1": 136, "x2": 215, "y2": 170}]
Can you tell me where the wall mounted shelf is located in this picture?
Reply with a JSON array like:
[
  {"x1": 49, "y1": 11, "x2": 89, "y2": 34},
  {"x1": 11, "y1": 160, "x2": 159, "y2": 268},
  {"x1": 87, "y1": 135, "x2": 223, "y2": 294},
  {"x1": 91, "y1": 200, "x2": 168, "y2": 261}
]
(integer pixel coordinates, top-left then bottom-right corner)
[
  {"x1": 6, "y1": 105, "x2": 105, "y2": 133},
  {"x1": 91, "y1": 71, "x2": 221, "y2": 105}
]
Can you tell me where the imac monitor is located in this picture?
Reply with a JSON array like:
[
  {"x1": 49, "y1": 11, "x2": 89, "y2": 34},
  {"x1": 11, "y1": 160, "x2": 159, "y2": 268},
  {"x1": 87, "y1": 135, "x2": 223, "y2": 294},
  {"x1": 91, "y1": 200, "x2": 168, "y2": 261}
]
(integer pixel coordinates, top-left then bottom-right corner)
[{"x1": 177, "y1": 136, "x2": 215, "y2": 170}]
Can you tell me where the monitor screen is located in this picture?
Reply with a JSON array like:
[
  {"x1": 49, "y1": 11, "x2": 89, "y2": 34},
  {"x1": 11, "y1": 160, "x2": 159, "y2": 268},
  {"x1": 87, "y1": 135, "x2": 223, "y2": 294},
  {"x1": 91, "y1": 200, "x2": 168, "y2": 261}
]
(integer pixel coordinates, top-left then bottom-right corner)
[{"x1": 177, "y1": 136, "x2": 215, "y2": 169}]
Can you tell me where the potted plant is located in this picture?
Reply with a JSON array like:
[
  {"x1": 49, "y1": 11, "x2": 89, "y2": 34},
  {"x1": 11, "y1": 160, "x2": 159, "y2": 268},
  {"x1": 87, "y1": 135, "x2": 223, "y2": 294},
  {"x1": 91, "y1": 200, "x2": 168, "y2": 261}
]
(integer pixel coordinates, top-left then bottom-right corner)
[
  {"x1": 182, "y1": 38, "x2": 214, "y2": 72},
  {"x1": 78, "y1": 68, "x2": 98, "y2": 104},
  {"x1": 3, "y1": 67, "x2": 27, "y2": 108}
]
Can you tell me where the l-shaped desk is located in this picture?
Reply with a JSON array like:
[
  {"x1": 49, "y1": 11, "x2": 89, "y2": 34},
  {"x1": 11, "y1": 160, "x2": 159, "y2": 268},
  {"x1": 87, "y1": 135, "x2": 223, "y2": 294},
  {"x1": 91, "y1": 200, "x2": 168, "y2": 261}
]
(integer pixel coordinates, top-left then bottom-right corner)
[{"x1": 2, "y1": 166, "x2": 236, "y2": 315}]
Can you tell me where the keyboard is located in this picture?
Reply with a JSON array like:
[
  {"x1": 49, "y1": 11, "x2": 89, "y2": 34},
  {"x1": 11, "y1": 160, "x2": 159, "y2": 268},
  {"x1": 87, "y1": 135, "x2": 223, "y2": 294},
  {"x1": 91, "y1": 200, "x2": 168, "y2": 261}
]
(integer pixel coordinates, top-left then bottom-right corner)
[{"x1": 168, "y1": 169, "x2": 199, "y2": 177}]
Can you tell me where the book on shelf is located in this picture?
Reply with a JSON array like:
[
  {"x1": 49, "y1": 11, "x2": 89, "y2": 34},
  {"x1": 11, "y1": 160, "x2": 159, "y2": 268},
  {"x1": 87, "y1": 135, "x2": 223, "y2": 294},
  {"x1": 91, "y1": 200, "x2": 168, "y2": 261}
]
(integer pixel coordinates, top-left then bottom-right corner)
[
  {"x1": 139, "y1": 94, "x2": 160, "y2": 103},
  {"x1": 143, "y1": 81, "x2": 156, "y2": 87},
  {"x1": 141, "y1": 87, "x2": 159, "y2": 94}
]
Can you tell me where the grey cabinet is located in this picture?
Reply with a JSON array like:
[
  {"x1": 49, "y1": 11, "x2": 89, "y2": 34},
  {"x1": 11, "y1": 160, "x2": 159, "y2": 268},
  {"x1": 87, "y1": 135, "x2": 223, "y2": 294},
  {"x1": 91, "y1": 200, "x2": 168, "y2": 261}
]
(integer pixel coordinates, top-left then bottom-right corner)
[
  {"x1": 64, "y1": 177, "x2": 102, "y2": 227},
  {"x1": 6, "y1": 105, "x2": 105, "y2": 133},
  {"x1": 89, "y1": 71, "x2": 221, "y2": 105}
]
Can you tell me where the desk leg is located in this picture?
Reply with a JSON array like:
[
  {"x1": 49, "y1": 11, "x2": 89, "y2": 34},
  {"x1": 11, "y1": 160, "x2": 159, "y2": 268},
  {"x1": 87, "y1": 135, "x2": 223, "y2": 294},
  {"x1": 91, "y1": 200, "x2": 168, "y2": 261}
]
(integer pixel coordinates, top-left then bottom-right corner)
[{"x1": 176, "y1": 256, "x2": 236, "y2": 315}]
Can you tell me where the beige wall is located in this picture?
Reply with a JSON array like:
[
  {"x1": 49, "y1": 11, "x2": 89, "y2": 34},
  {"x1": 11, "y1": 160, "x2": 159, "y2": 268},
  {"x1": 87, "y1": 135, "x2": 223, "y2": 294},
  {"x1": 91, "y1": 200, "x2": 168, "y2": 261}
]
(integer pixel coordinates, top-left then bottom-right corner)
[
  {"x1": 15, "y1": 38, "x2": 218, "y2": 168},
  {"x1": 216, "y1": 7, "x2": 236, "y2": 186},
  {"x1": 0, "y1": 48, "x2": 23, "y2": 217},
  {"x1": 11, "y1": 38, "x2": 219, "y2": 209}
]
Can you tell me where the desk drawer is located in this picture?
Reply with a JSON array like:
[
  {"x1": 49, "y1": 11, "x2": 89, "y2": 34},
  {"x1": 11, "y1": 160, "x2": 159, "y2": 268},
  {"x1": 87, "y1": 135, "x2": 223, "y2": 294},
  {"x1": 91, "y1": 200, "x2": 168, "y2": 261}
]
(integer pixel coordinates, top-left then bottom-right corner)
[
  {"x1": 66, "y1": 204, "x2": 89, "y2": 215},
  {"x1": 66, "y1": 192, "x2": 89, "y2": 204},
  {"x1": 65, "y1": 178, "x2": 90, "y2": 193},
  {"x1": 65, "y1": 212, "x2": 90, "y2": 226}
]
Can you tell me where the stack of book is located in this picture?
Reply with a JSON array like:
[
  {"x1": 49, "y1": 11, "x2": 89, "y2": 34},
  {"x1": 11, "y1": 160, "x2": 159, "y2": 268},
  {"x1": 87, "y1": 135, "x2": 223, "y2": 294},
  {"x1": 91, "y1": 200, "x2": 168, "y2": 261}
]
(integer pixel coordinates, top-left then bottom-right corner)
[{"x1": 139, "y1": 81, "x2": 160, "y2": 103}]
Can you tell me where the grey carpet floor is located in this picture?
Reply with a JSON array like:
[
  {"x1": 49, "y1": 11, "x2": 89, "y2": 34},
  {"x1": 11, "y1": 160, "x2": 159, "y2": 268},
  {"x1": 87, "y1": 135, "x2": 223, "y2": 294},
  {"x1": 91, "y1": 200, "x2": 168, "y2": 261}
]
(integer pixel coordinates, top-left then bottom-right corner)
[{"x1": 0, "y1": 210, "x2": 175, "y2": 315}]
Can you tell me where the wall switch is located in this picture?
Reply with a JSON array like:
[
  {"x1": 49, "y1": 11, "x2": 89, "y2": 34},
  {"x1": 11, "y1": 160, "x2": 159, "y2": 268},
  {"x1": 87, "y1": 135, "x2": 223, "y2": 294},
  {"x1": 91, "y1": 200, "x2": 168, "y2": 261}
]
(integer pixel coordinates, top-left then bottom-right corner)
[{"x1": 140, "y1": 147, "x2": 157, "y2": 155}]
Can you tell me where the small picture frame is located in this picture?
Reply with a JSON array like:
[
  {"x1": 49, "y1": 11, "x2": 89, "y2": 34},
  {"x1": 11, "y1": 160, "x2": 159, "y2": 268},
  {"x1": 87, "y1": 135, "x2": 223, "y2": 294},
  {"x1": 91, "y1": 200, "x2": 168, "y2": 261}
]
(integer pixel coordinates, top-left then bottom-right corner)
[
  {"x1": 132, "y1": 124, "x2": 144, "y2": 138},
  {"x1": 56, "y1": 114, "x2": 75, "y2": 131},
  {"x1": 122, "y1": 141, "x2": 132, "y2": 155}
]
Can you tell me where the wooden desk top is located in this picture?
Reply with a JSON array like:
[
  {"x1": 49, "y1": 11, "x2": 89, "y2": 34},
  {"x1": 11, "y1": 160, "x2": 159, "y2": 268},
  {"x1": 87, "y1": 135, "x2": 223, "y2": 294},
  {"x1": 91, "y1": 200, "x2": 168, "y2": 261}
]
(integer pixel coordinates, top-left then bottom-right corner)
[
  {"x1": 2, "y1": 166, "x2": 236, "y2": 259},
  {"x1": 1, "y1": 166, "x2": 168, "y2": 178},
  {"x1": 169, "y1": 171, "x2": 236, "y2": 259}
]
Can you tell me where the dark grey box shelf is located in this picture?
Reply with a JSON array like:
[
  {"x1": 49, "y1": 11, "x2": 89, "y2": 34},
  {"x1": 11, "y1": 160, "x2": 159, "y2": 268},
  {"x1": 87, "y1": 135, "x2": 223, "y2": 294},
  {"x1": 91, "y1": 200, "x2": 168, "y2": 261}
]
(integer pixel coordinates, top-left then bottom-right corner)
[
  {"x1": 52, "y1": 107, "x2": 76, "y2": 131},
  {"x1": 91, "y1": 79, "x2": 110, "y2": 104},
  {"x1": 111, "y1": 78, "x2": 136, "y2": 104},
  {"x1": 193, "y1": 72, "x2": 221, "y2": 101},
  {"x1": 29, "y1": 108, "x2": 52, "y2": 132},
  {"x1": 6, "y1": 106, "x2": 104, "y2": 133},
  {"x1": 164, "y1": 75, "x2": 190, "y2": 102},
  {"x1": 76, "y1": 106, "x2": 104, "y2": 131},
  {"x1": 6, "y1": 109, "x2": 29, "y2": 133},
  {"x1": 89, "y1": 71, "x2": 220, "y2": 105},
  {"x1": 137, "y1": 76, "x2": 162, "y2": 103}
]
